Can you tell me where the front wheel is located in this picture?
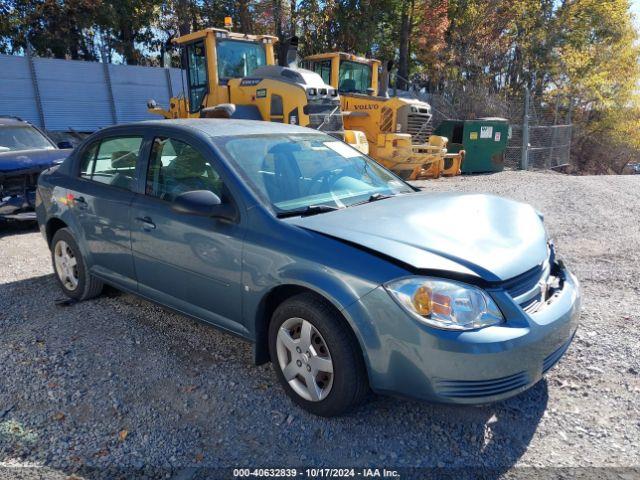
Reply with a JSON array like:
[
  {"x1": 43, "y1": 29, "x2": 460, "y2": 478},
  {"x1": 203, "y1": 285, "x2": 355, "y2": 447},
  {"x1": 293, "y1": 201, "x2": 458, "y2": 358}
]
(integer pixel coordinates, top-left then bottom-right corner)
[
  {"x1": 51, "y1": 228, "x2": 103, "y2": 301},
  {"x1": 268, "y1": 292, "x2": 369, "y2": 417}
]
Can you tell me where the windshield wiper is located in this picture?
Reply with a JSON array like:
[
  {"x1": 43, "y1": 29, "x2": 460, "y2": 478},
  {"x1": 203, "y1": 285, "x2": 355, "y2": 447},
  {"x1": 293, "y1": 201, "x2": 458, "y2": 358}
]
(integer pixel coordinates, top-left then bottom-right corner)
[
  {"x1": 276, "y1": 205, "x2": 340, "y2": 218},
  {"x1": 368, "y1": 193, "x2": 393, "y2": 202},
  {"x1": 349, "y1": 193, "x2": 394, "y2": 207}
]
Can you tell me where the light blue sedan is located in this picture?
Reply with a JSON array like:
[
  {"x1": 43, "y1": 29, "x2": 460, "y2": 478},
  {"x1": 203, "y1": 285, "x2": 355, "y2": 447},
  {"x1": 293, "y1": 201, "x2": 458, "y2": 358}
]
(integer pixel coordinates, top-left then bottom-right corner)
[{"x1": 36, "y1": 119, "x2": 580, "y2": 416}]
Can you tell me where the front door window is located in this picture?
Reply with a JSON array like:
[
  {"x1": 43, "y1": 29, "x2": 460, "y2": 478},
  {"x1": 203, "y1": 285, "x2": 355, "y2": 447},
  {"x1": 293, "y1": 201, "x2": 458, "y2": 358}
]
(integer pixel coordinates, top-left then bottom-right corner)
[{"x1": 146, "y1": 137, "x2": 224, "y2": 202}]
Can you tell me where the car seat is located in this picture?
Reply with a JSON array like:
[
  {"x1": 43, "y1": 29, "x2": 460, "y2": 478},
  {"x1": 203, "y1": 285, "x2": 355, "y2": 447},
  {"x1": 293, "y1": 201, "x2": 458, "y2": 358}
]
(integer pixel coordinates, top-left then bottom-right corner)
[
  {"x1": 110, "y1": 151, "x2": 137, "y2": 189},
  {"x1": 263, "y1": 143, "x2": 303, "y2": 204}
]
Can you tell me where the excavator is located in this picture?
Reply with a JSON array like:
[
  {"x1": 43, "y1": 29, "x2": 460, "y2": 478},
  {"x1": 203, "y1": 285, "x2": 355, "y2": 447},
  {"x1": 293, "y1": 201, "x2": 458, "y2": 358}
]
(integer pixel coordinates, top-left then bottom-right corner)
[
  {"x1": 301, "y1": 52, "x2": 464, "y2": 178},
  {"x1": 148, "y1": 25, "x2": 369, "y2": 152}
]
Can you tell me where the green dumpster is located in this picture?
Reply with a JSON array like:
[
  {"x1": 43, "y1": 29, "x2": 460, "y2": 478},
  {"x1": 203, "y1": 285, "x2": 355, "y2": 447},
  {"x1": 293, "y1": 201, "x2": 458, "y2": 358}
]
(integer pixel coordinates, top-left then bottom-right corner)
[{"x1": 435, "y1": 118, "x2": 510, "y2": 173}]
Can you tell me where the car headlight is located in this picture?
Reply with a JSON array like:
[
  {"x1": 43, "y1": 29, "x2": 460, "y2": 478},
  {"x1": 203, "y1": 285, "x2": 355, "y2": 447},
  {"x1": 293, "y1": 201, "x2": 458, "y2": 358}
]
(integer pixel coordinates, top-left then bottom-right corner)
[{"x1": 384, "y1": 277, "x2": 504, "y2": 330}]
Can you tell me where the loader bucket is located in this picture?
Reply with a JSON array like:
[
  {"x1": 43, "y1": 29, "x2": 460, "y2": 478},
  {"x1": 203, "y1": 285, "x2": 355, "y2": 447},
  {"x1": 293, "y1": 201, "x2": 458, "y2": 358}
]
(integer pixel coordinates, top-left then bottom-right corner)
[{"x1": 441, "y1": 150, "x2": 465, "y2": 177}]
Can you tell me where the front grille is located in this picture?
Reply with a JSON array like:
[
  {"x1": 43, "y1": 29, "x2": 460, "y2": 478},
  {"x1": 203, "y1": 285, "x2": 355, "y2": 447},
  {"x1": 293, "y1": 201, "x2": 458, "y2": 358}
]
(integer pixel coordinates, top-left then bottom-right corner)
[
  {"x1": 307, "y1": 113, "x2": 344, "y2": 136},
  {"x1": 503, "y1": 265, "x2": 545, "y2": 299},
  {"x1": 406, "y1": 113, "x2": 433, "y2": 144},
  {"x1": 0, "y1": 171, "x2": 39, "y2": 197},
  {"x1": 380, "y1": 107, "x2": 393, "y2": 133},
  {"x1": 305, "y1": 100, "x2": 344, "y2": 136},
  {"x1": 434, "y1": 371, "x2": 530, "y2": 399},
  {"x1": 502, "y1": 254, "x2": 564, "y2": 315}
]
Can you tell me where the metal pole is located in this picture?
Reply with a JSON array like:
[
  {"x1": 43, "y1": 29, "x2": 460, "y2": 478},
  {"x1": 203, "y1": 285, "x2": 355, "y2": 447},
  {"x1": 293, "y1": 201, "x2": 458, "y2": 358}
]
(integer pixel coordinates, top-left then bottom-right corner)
[
  {"x1": 521, "y1": 88, "x2": 530, "y2": 170},
  {"x1": 101, "y1": 46, "x2": 118, "y2": 125},
  {"x1": 165, "y1": 67, "x2": 173, "y2": 99},
  {"x1": 567, "y1": 98, "x2": 573, "y2": 166},
  {"x1": 26, "y1": 44, "x2": 46, "y2": 129}
]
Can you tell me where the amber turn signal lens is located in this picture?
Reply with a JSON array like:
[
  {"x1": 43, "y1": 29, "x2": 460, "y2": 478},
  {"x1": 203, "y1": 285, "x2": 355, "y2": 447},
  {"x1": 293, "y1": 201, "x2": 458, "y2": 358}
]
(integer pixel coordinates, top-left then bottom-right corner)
[{"x1": 412, "y1": 286, "x2": 433, "y2": 316}]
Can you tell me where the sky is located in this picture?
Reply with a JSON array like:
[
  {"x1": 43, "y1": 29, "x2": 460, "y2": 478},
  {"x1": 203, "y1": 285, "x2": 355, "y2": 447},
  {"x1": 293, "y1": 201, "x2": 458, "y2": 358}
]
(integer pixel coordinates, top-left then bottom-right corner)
[{"x1": 633, "y1": 0, "x2": 640, "y2": 27}]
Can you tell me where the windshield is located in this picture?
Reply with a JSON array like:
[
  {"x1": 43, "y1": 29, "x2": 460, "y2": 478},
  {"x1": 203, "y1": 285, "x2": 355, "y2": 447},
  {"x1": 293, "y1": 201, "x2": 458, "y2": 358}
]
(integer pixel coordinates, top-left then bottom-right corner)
[
  {"x1": 0, "y1": 126, "x2": 54, "y2": 153},
  {"x1": 338, "y1": 60, "x2": 372, "y2": 94},
  {"x1": 216, "y1": 133, "x2": 413, "y2": 214},
  {"x1": 217, "y1": 39, "x2": 266, "y2": 80}
]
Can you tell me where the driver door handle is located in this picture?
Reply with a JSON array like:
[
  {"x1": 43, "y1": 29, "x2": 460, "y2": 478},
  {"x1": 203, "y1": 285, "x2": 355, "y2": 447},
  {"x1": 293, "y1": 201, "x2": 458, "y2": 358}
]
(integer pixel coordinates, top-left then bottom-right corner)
[{"x1": 135, "y1": 216, "x2": 156, "y2": 230}]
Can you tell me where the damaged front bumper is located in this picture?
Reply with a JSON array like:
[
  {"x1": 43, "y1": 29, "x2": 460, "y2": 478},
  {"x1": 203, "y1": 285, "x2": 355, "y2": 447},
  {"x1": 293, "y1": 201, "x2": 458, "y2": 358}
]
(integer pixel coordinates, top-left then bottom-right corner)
[
  {"x1": 0, "y1": 167, "x2": 44, "y2": 220},
  {"x1": 343, "y1": 259, "x2": 581, "y2": 404}
]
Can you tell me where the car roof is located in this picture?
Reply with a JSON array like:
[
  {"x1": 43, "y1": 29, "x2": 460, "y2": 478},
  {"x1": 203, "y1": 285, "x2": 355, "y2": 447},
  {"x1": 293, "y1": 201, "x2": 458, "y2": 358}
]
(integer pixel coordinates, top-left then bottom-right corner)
[{"x1": 100, "y1": 119, "x2": 320, "y2": 138}]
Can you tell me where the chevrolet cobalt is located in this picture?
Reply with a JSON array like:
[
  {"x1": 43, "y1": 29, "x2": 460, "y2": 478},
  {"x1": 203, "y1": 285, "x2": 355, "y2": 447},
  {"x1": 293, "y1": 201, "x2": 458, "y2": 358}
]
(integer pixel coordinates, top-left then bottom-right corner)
[{"x1": 36, "y1": 119, "x2": 580, "y2": 416}]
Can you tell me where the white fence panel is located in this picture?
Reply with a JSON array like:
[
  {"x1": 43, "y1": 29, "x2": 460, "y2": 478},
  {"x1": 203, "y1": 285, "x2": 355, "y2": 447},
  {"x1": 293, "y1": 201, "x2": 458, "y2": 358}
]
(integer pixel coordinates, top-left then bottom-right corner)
[
  {"x1": 0, "y1": 55, "x2": 40, "y2": 126},
  {"x1": 35, "y1": 57, "x2": 112, "y2": 131},
  {"x1": 0, "y1": 54, "x2": 185, "y2": 131},
  {"x1": 110, "y1": 64, "x2": 180, "y2": 124}
]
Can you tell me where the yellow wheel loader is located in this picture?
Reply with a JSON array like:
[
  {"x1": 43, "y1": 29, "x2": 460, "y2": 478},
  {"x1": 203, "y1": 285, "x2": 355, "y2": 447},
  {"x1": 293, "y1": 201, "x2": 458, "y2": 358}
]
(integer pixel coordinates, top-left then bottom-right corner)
[
  {"x1": 301, "y1": 52, "x2": 464, "y2": 179},
  {"x1": 148, "y1": 29, "x2": 356, "y2": 143}
]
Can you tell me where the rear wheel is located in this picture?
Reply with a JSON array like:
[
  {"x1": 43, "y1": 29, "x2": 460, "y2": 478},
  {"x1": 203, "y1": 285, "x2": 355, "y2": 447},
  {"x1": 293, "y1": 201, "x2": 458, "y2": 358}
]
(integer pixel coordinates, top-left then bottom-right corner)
[
  {"x1": 51, "y1": 228, "x2": 103, "y2": 301},
  {"x1": 269, "y1": 292, "x2": 369, "y2": 416}
]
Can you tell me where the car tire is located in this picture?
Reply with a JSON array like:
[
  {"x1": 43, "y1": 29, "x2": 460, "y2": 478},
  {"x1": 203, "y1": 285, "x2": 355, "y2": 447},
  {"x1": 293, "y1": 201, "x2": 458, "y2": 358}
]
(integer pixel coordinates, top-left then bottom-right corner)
[
  {"x1": 51, "y1": 228, "x2": 103, "y2": 301},
  {"x1": 268, "y1": 292, "x2": 369, "y2": 417}
]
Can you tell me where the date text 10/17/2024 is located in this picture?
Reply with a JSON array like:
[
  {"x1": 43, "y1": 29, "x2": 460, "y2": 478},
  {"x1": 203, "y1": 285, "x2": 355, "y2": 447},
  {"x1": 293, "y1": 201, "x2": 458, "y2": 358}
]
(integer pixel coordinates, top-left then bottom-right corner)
[{"x1": 233, "y1": 468, "x2": 401, "y2": 478}]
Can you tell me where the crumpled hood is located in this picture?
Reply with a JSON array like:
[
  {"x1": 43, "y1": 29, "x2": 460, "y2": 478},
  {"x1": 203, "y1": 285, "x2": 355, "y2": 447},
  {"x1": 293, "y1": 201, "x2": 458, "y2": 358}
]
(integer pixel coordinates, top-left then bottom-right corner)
[
  {"x1": 287, "y1": 192, "x2": 548, "y2": 282},
  {"x1": 0, "y1": 148, "x2": 72, "y2": 174}
]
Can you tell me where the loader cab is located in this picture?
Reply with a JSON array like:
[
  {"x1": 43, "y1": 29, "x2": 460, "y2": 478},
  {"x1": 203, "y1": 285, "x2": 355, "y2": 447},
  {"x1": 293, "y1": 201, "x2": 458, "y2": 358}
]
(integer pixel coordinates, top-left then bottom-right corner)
[
  {"x1": 176, "y1": 28, "x2": 277, "y2": 114},
  {"x1": 150, "y1": 26, "x2": 346, "y2": 138},
  {"x1": 302, "y1": 53, "x2": 380, "y2": 96}
]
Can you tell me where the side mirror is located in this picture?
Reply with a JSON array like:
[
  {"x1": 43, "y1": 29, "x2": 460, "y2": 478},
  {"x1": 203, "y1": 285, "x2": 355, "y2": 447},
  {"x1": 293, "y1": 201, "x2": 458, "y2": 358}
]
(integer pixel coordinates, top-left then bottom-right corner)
[
  {"x1": 172, "y1": 190, "x2": 238, "y2": 221},
  {"x1": 57, "y1": 141, "x2": 73, "y2": 149}
]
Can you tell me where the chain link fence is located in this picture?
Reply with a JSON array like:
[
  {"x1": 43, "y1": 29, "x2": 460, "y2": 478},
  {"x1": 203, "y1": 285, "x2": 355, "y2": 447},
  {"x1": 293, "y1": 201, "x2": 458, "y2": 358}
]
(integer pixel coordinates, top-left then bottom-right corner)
[{"x1": 418, "y1": 88, "x2": 573, "y2": 171}]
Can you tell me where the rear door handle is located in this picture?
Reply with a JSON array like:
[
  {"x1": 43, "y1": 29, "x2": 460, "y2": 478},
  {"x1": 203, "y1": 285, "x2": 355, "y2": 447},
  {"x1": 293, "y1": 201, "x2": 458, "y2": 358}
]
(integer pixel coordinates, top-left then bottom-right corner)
[
  {"x1": 135, "y1": 216, "x2": 156, "y2": 230},
  {"x1": 74, "y1": 196, "x2": 88, "y2": 209}
]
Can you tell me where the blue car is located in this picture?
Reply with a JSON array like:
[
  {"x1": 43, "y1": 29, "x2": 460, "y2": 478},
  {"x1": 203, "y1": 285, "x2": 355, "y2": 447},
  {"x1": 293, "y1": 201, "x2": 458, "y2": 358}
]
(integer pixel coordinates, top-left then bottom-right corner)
[
  {"x1": 0, "y1": 116, "x2": 73, "y2": 220},
  {"x1": 36, "y1": 119, "x2": 580, "y2": 416}
]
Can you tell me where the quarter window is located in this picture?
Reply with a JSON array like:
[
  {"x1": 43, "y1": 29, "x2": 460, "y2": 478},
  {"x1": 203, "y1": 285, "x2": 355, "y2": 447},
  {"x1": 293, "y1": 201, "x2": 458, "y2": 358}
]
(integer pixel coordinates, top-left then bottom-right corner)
[
  {"x1": 146, "y1": 137, "x2": 224, "y2": 202},
  {"x1": 80, "y1": 137, "x2": 142, "y2": 191}
]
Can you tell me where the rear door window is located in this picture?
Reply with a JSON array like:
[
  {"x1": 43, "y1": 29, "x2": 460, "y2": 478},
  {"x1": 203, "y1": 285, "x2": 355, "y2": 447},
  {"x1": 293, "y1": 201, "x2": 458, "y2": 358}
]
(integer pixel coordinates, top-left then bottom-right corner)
[{"x1": 80, "y1": 136, "x2": 143, "y2": 191}]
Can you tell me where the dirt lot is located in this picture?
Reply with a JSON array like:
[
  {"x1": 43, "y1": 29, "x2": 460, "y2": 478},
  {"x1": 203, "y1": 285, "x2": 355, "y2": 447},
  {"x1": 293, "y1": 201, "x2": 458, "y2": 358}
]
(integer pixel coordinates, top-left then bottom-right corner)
[{"x1": 1, "y1": 171, "x2": 639, "y2": 479}]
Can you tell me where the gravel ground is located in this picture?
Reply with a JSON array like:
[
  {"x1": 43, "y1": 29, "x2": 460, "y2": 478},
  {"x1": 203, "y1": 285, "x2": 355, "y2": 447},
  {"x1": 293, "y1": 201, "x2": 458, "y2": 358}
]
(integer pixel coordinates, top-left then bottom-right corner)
[{"x1": 0, "y1": 171, "x2": 639, "y2": 479}]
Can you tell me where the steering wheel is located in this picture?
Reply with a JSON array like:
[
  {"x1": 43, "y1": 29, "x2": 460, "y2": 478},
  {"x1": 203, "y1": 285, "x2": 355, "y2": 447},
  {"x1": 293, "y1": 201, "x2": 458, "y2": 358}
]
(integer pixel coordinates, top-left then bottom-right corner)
[{"x1": 306, "y1": 169, "x2": 342, "y2": 196}]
